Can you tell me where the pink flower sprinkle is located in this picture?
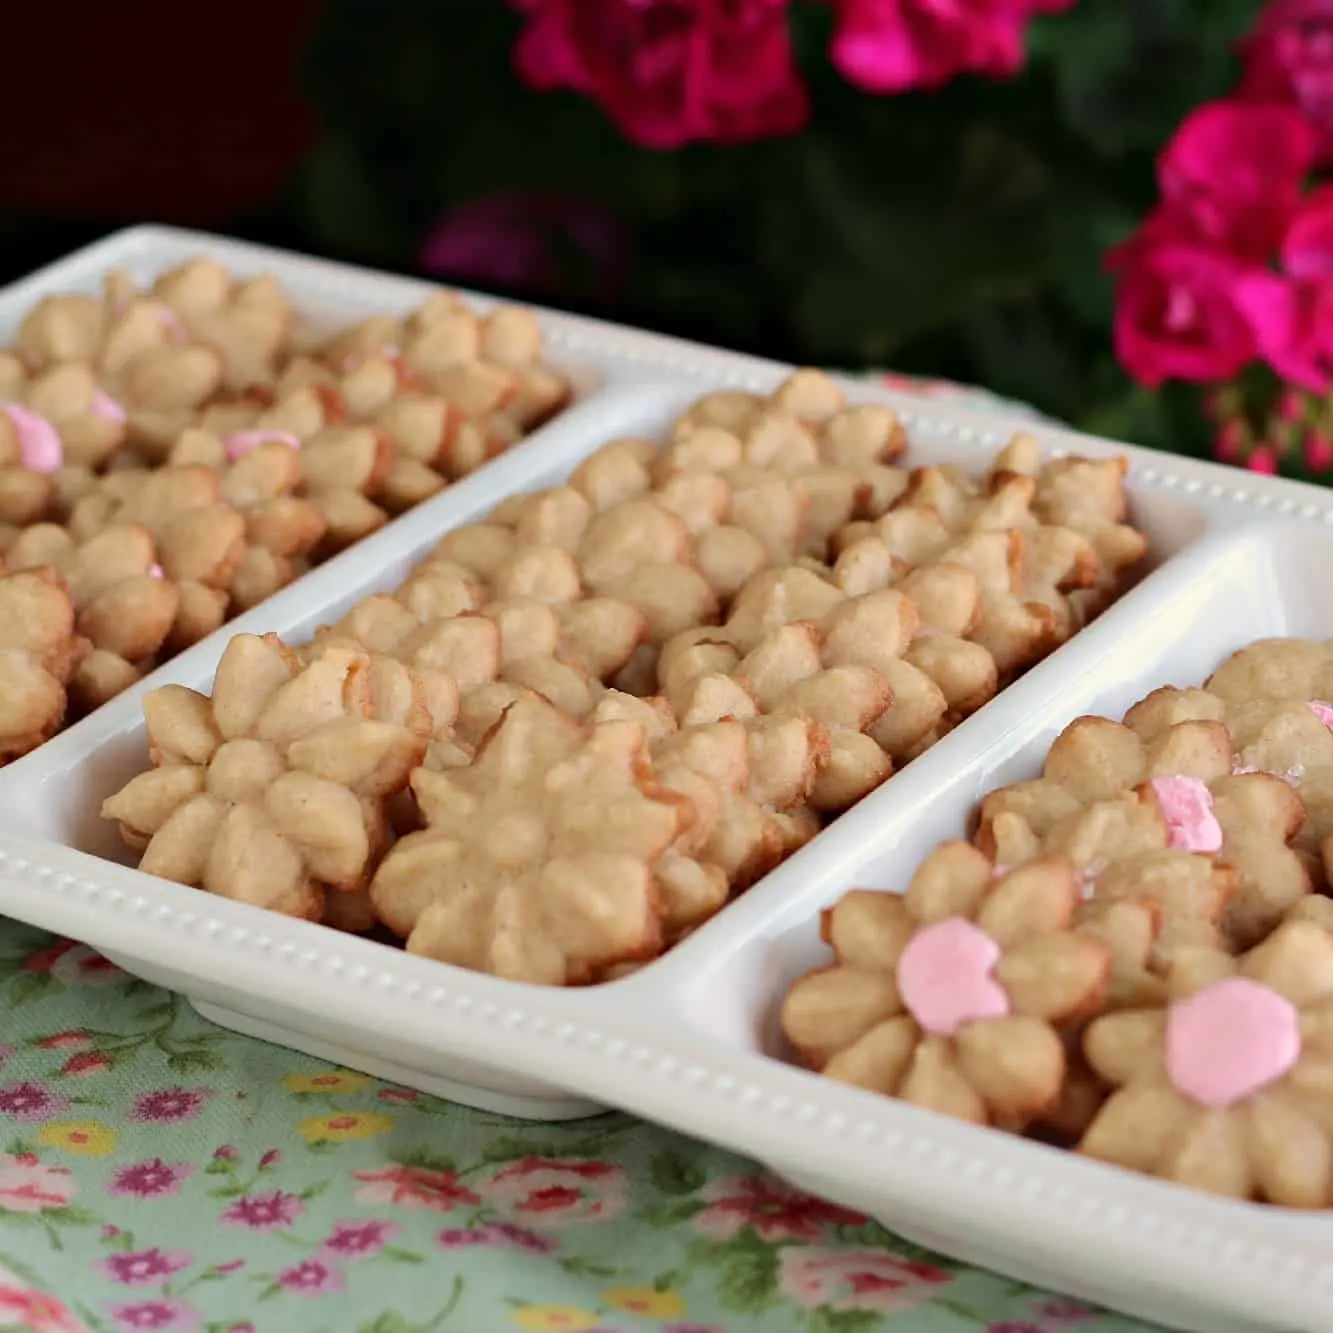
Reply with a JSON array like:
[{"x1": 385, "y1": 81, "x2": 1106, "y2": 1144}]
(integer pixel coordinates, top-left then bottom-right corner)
[
  {"x1": 322, "y1": 1219, "x2": 399, "y2": 1259},
  {"x1": 100, "y1": 1248, "x2": 191, "y2": 1287},
  {"x1": 107, "y1": 1159, "x2": 194, "y2": 1199},
  {"x1": 276, "y1": 1258, "x2": 343, "y2": 1295},
  {"x1": 132, "y1": 1087, "x2": 209, "y2": 1124},
  {"x1": 221, "y1": 1190, "x2": 304, "y2": 1231}
]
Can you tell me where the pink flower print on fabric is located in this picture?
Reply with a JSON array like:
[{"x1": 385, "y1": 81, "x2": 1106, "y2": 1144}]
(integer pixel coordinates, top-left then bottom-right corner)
[
  {"x1": 222, "y1": 429, "x2": 301, "y2": 463},
  {"x1": 131, "y1": 1087, "x2": 209, "y2": 1123},
  {"x1": 0, "y1": 1082, "x2": 66, "y2": 1123},
  {"x1": 106, "y1": 1299, "x2": 198, "y2": 1332},
  {"x1": 1149, "y1": 776, "x2": 1223, "y2": 853},
  {"x1": 1166, "y1": 977, "x2": 1300, "y2": 1109},
  {"x1": 106, "y1": 1159, "x2": 194, "y2": 1199},
  {"x1": 896, "y1": 917, "x2": 1009, "y2": 1035},
  {"x1": 0, "y1": 1154, "x2": 75, "y2": 1214},
  {"x1": 0, "y1": 403, "x2": 62, "y2": 472},
  {"x1": 321, "y1": 1218, "x2": 399, "y2": 1260},
  {"x1": 221, "y1": 1189, "x2": 304, "y2": 1230},
  {"x1": 98, "y1": 1248, "x2": 191, "y2": 1287},
  {"x1": 275, "y1": 1258, "x2": 343, "y2": 1295}
]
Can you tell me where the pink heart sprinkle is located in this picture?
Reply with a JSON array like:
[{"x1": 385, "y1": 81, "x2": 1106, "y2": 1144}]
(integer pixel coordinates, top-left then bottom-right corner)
[
  {"x1": 0, "y1": 402, "x2": 63, "y2": 473},
  {"x1": 1166, "y1": 977, "x2": 1299, "y2": 1109},
  {"x1": 1309, "y1": 700, "x2": 1333, "y2": 729},
  {"x1": 896, "y1": 916, "x2": 1009, "y2": 1037},
  {"x1": 147, "y1": 563, "x2": 164, "y2": 579},
  {"x1": 223, "y1": 429, "x2": 302, "y2": 462},
  {"x1": 1149, "y1": 775, "x2": 1223, "y2": 853},
  {"x1": 89, "y1": 388, "x2": 126, "y2": 424}
]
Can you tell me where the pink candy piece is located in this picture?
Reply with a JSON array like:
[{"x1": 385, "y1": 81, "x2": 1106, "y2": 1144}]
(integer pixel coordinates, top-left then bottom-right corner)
[
  {"x1": 1309, "y1": 700, "x2": 1333, "y2": 729},
  {"x1": 89, "y1": 388, "x2": 126, "y2": 424},
  {"x1": 896, "y1": 916, "x2": 1009, "y2": 1037},
  {"x1": 223, "y1": 429, "x2": 302, "y2": 462},
  {"x1": 1165, "y1": 977, "x2": 1300, "y2": 1109},
  {"x1": 147, "y1": 563, "x2": 164, "y2": 580},
  {"x1": 0, "y1": 401, "x2": 63, "y2": 473},
  {"x1": 1149, "y1": 776, "x2": 1223, "y2": 853}
]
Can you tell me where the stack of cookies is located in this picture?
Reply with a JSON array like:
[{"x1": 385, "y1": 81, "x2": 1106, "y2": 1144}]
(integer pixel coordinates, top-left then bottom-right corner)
[{"x1": 781, "y1": 637, "x2": 1333, "y2": 1208}]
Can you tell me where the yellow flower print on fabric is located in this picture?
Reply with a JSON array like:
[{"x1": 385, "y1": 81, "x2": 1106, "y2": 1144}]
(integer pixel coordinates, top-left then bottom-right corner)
[
  {"x1": 282, "y1": 1069, "x2": 371, "y2": 1095},
  {"x1": 297, "y1": 1111, "x2": 393, "y2": 1144},
  {"x1": 509, "y1": 1308, "x2": 602, "y2": 1331},
  {"x1": 35, "y1": 1120, "x2": 117, "y2": 1157},
  {"x1": 603, "y1": 1287, "x2": 686, "y2": 1318}
]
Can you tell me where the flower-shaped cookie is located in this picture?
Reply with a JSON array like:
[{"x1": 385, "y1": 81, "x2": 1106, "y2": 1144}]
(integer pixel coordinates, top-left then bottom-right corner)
[
  {"x1": 370, "y1": 696, "x2": 698, "y2": 984},
  {"x1": 4, "y1": 523, "x2": 179, "y2": 709},
  {"x1": 1079, "y1": 919, "x2": 1333, "y2": 1206},
  {"x1": 780, "y1": 844, "x2": 1111, "y2": 1128},
  {"x1": 0, "y1": 569, "x2": 88, "y2": 762},
  {"x1": 101, "y1": 634, "x2": 435, "y2": 921},
  {"x1": 978, "y1": 702, "x2": 1308, "y2": 952}
]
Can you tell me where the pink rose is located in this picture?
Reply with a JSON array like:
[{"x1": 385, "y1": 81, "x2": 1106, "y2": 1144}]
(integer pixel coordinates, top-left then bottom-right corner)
[
  {"x1": 1241, "y1": 0, "x2": 1333, "y2": 165},
  {"x1": 511, "y1": 0, "x2": 809, "y2": 149},
  {"x1": 829, "y1": 0, "x2": 1075, "y2": 95},
  {"x1": 1157, "y1": 101, "x2": 1315, "y2": 259},
  {"x1": 1112, "y1": 244, "x2": 1259, "y2": 387},
  {"x1": 481, "y1": 1157, "x2": 627, "y2": 1226},
  {"x1": 778, "y1": 1245, "x2": 952, "y2": 1313},
  {"x1": 1281, "y1": 185, "x2": 1333, "y2": 278}
]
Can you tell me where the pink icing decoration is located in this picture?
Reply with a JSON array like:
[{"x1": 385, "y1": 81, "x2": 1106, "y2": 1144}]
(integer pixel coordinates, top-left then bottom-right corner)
[
  {"x1": 1165, "y1": 977, "x2": 1300, "y2": 1109},
  {"x1": 147, "y1": 563, "x2": 164, "y2": 580},
  {"x1": 89, "y1": 388, "x2": 126, "y2": 424},
  {"x1": 0, "y1": 402, "x2": 62, "y2": 473},
  {"x1": 895, "y1": 917, "x2": 1009, "y2": 1037},
  {"x1": 1149, "y1": 776, "x2": 1223, "y2": 853},
  {"x1": 223, "y1": 429, "x2": 302, "y2": 462},
  {"x1": 1309, "y1": 700, "x2": 1333, "y2": 729}
]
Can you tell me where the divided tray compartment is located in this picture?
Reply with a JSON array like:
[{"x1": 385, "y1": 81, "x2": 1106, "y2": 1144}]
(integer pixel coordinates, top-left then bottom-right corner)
[{"x1": 3, "y1": 228, "x2": 1333, "y2": 1333}]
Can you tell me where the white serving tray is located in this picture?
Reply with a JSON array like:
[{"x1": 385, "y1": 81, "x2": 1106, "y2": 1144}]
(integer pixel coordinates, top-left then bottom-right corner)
[{"x1": 0, "y1": 226, "x2": 1330, "y2": 1333}]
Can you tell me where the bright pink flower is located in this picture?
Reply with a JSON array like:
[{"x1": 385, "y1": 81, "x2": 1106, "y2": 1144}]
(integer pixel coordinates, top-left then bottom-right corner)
[
  {"x1": 511, "y1": 0, "x2": 809, "y2": 149},
  {"x1": 0, "y1": 1274, "x2": 82, "y2": 1333},
  {"x1": 1241, "y1": 0, "x2": 1333, "y2": 166},
  {"x1": 106, "y1": 1299, "x2": 198, "y2": 1332},
  {"x1": 1113, "y1": 245, "x2": 1259, "y2": 387},
  {"x1": 276, "y1": 1258, "x2": 343, "y2": 1295},
  {"x1": 353, "y1": 1164, "x2": 480, "y2": 1212},
  {"x1": 99, "y1": 1249, "x2": 191, "y2": 1287},
  {"x1": 694, "y1": 1174, "x2": 865, "y2": 1243},
  {"x1": 221, "y1": 1190, "x2": 304, "y2": 1231},
  {"x1": 1157, "y1": 101, "x2": 1315, "y2": 260},
  {"x1": 482, "y1": 1157, "x2": 627, "y2": 1226},
  {"x1": 420, "y1": 192, "x2": 631, "y2": 297},
  {"x1": 830, "y1": 0, "x2": 1075, "y2": 96},
  {"x1": 1282, "y1": 186, "x2": 1333, "y2": 278},
  {"x1": 321, "y1": 1219, "x2": 399, "y2": 1259},
  {"x1": 1248, "y1": 445, "x2": 1280, "y2": 473},
  {"x1": 1306, "y1": 431, "x2": 1333, "y2": 468},
  {"x1": 107, "y1": 1159, "x2": 193, "y2": 1200},
  {"x1": 1235, "y1": 270, "x2": 1333, "y2": 391}
]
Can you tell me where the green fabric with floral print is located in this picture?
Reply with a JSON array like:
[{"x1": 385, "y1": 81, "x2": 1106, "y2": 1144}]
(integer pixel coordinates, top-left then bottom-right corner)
[{"x1": 0, "y1": 919, "x2": 1160, "y2": 1333}]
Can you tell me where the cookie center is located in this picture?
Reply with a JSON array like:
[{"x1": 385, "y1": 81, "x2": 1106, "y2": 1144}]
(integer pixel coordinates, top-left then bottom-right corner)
[
  {"x1": 896, "y1": 916, "x2": 1009, "y2": 1037},
  {"x1": 1149, "y1": 775, "x2": 1223, "y2": 853},
  {"x1": 1165, "y1": 976, "x2": 1300, "y2": 1109}
]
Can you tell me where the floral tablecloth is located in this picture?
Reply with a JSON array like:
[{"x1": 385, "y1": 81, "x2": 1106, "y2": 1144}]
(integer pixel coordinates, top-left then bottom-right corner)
[{"x1": 0, "y1": 375, "x2": 1156, "y2": 1333}]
